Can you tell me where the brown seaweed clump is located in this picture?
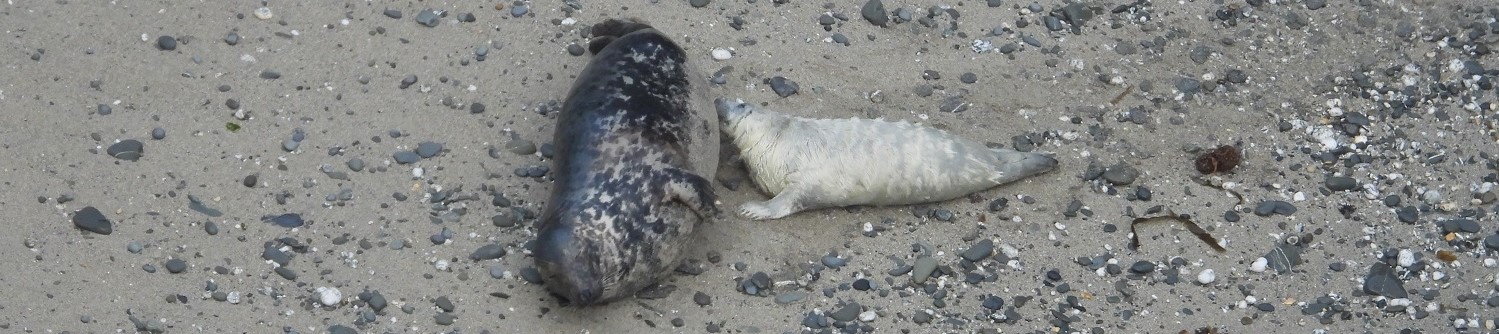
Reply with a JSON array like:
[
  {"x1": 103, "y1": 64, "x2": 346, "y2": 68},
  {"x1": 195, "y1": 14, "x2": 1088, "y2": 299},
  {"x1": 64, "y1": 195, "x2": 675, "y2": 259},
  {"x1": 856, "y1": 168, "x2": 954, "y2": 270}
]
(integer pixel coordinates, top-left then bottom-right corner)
[{"x1": 1195, "y1": 145, "x2": 1241, "y2": 174}]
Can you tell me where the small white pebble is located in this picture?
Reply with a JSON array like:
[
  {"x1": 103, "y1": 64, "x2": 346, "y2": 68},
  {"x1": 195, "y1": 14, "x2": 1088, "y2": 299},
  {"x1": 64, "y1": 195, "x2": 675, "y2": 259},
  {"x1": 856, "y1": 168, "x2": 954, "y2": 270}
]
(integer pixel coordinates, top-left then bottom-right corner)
[
  {"x1": 1249, "y1": 257, "x2": 1268, "y2": 272},
  {"x1": 412, "y1": 167, "x2": 425, "y2": 178},
  {"x1": 315, "y1": 286, "x2": 342, "y2": 306},
  {"x1": 1196, "y1": 269, "x2": 1217, "y2": 284},
  {"x1": 435, "y1": 259, "x2": 450, "y2": 271},
  {"x1": 858, "y1": 311, "x2": 878, "y2": 322},
  {"x1": 254, "y1": 7, "x2": 274, "y2": 20},
  {"x1": 1397, "y1": 249, "x2": 1416, "y2": 267},
  {"x1": 711, "y1": 48, "x2": 732, "y2": 61},
  {"x1": 861, "y1": 222, "x2": 873, "y2": 233},
  {"x1": 226, "y1": 291, "x2": 242, "y2": 304}
]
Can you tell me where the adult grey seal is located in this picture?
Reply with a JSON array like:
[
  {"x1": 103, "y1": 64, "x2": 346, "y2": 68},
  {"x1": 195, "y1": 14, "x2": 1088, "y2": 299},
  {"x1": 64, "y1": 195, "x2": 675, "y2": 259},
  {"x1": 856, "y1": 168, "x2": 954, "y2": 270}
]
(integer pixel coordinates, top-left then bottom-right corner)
[
  {"x1": 533, "y1": 19, "x2": 719, "y2": 306},
  {"x1": 715, "y1": 98, "x2": 1057, "y2": 220}
]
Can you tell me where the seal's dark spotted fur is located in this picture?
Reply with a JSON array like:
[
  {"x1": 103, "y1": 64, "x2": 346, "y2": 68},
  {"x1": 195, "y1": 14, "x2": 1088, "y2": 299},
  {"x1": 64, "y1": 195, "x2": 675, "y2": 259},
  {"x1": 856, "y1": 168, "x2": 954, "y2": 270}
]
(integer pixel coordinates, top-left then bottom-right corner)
[{"x1": 533, "y1": 19, "x2": 719, "y2": 306}]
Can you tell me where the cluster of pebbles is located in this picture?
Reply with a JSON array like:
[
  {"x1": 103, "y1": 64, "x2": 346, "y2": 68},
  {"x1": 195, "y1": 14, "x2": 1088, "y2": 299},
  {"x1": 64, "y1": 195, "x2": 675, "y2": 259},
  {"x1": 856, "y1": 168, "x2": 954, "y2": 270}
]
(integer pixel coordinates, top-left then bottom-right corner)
[{"x1": 5, "y1": 0, "x2": 1498, "y2": 332}]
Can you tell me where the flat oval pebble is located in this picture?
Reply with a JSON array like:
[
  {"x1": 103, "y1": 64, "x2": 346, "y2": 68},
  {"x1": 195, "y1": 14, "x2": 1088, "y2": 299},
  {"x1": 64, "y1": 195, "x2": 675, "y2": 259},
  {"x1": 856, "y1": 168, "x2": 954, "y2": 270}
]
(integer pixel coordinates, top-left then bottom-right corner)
[
  {"x1": 393, "y1": 151, "x2": 421, "y2": 164},
  {"x1": 469, "y1": 244, "x2": 506, "y2": 261},
  {"x1": 72, "y1": 206, "x2": 113, "y2": 235},
  {"x1": 107, "y1": 140, "x2": 144, "y2": 161},
  {"x1": 415, "y1": 142, "x2": 443, "y2": 158}
]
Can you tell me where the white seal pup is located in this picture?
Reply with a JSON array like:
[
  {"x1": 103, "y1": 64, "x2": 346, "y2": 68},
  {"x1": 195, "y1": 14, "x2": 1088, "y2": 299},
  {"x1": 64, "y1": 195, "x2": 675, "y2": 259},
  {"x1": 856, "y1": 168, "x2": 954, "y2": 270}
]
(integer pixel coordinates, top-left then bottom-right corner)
[
  {"x1": 715, "y1": 98, "x2": 1057, "y2": 220},
  {"x1": 533, "y1": 19, "x2": 719, "y2": 306}
]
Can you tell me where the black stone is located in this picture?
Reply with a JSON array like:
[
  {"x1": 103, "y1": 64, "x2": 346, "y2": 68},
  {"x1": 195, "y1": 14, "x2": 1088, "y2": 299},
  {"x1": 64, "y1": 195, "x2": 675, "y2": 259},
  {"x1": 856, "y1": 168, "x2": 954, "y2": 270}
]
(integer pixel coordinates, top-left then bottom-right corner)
[{"x1": 72, "y1": 206, "x2": 113, "y2": 235}]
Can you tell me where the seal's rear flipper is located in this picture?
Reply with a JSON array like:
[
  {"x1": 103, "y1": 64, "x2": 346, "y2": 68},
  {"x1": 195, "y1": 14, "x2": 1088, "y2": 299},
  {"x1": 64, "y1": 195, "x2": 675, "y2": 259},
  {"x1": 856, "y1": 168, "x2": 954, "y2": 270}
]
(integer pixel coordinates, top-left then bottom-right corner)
[
  {"x1": 658, "y1": 168, "x2": 721, "y2": 219},
  {"x1": 988, "y1": 149, "x2": 1059, "y2": 184},
  {"x1": 588, "y1": 19, "x2": 655, "y2": 54}
]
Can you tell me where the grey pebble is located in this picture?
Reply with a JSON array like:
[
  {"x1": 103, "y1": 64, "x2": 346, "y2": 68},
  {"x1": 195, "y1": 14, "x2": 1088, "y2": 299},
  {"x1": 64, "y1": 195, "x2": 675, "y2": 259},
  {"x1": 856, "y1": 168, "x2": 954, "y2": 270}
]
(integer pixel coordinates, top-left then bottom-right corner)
[
  {"x1": 689, "y1": 0, "x2": 709, "y2": 8},
  {"x1": 831, "y1": 33, "x2": 849, "y2": 45},
  {"x1": 1189, "y1": 45, "x2": 1211, "y2": 64},
  {"x1": 1484, "y1": 234, "x2": 1499, "y2": 250},
  {"x1": 470, "y1": 102, "x2": 486, "y2": 114},
  {"x1": 911, "y1": 256, "x2": 937, "y2": 284},
  {"x1": 150, "y1": 128, "x2": 166, "y2": 140},
  {"x1": 769, "y1": 76, "x2": 799, "y2": 97},
  {"x1": 224, "y1": 32, "x2": 240, "y2": 45},
  {"x1": 242, "y1": 174, "x2": 258, "y2": 187},
  {"x1": 329, "y1": 325, "x2": 357, "y2": 334},
  {"x1": 507, "y1": 139, "x2": 537, "y2": 155},
  {"x1": 96, "y1": 104, "x2": 111, "y2": 115},
  {"x1": 1305, "y1": 0, "x2": 1326, "y2": 10},
  {"x1": 416, "y1": 141, "x2": 443, "y2": 158},
  {"x1": 142, "y1": 264, "x2": 157, "y2": 273},
  {"x1": 1101, "y1": 162, "x2": 1139, "y2": 185},
  {"x1": 346, "y1": 158, "x2": 365, "y2": 172},
  {"x1": 566, "y1": 43, "x2": 585, "y2": 56},
  {"x1": 998, "y1": 43, "x2": 1018, "y2": 54},
  {"x1": 165, "y1": 259, "x2": 187, "y2": 273},
  {"x1": 204, "y1": 221, "x2": 219, "y2": 235},
  {"x1": 107, "y1": 140, "x2": 144, "y2": 161},
  {"x1": 489, "y1": 265, "x2": 506, "y2": 279},
  {"x1": 383, "y1": 8, "x2": 402, "y2": 19},
  {"x1": 282, "y1": 138, "x2": 300, "y2": 152},
  {"x1": 519, "y1": 267, "x2": 543, "y2": 284},
  {"x1": 1043, "y1": 16, "x2": 1064, "y2": 31},
  {"x1": 510, "y1": 4, "x2": 528, "y2": 17},
  {"x1": 435, "y1": 296, "x2": 456, "y2": 312},
  {"x1": 961, "y1": 239, "x2": 994, "y2": 262},
  {"x1": 821, "y1": 253, "x2": 847, "y2": 268},
  {"x1": 360, "y1": 291, "x2": 388, "y2": 312},
  {"x1": 1129, "y1": 261, "x2": 1155, "y2": 273},
  {"x1": 1438, "y1": 219, "x2": 1480, "y2": 233},
  {"x1": 829, "y1": 303, "x2": 861, "y2": 321},
  {"x1": 259, "y1": 70, "x2": 281, "y2": 80},
  {"x1": 1325, "y1": 176, "x2": 1358, "y2": 191},
  {"x1": 694, "y1": 291, "x2": 712, "y2": 306},
  {"x1": 1253, "y1": 201, "x2": 1297, "y2": 217},
  {"x1": 1396, "y1": 206, "x2": 1418, "y2": 223},
  {"x1": 1362, "y1": 262, "x2": 1407, "y2": 298},
  {"x1": 275, "y1": 267, "x2": 297, "y2": 280},
  {"x1": 433, "y1": 313, "x2": 455, "y2": 325},
  {"x1": 393, "y1": 151, "x2": 421, "y2": 164},
  {"x1": 1021, "y1": 35, "x2": 1041, "y2": 47},
  {"x1": 415, "y1": 9, "x2": 440, "y2": 27},
  {"x1": 1115, "y1": 43, "x2": 1136, "y2": 55},
  {"x1": 469, "y1": 244, "x2": 507, "y2": 261},
  {"x1": 127, "y1": 241, "x2": 144, "y2": 253},
  {"x1": 399, "y1": 74, "x2": 418, "y2": 89},
  {"x1": 1225, "y1": 69, "x2": 1248, "y2": 83},
  {"x1": 862, "y1": 0, "x2": 890, "y2": 27},
  {"x1": 774, "y1": 291, "x2": 807, "y2": 304},
  {"x1": 262, "y1": 247, "x2": 291, "y2": 266},
  {"x1": 960, "y1": 72, "x2": 977, "y2": 84},
  {"x1": 72, "y1": 206, "x2": 113, "y2": 235},
  {"x1": 157, "y1": 36, "x2": 177, "y2": 51},
  {"x1": 1176, "y1": 77, "x2": 1202, "y2": 94}
]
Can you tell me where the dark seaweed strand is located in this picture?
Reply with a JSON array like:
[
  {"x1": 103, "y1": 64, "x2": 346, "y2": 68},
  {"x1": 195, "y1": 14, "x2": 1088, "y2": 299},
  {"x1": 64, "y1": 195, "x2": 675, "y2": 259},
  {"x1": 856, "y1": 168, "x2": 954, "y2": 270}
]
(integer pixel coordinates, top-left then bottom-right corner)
[{"x1": 1129, "y1": 212, "x2": 1227, "y2": 252}]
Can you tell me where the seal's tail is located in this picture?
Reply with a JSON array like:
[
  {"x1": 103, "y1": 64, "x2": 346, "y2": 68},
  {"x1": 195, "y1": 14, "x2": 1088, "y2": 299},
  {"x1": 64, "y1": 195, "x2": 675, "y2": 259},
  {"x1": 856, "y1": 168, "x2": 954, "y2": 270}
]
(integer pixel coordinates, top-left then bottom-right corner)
[
  {"x1": 587, "y1": 18, "x2": 655, "y2": 54},
  {"x1": 987, "y1": 149, "x2": 1059, "y2": 184}
]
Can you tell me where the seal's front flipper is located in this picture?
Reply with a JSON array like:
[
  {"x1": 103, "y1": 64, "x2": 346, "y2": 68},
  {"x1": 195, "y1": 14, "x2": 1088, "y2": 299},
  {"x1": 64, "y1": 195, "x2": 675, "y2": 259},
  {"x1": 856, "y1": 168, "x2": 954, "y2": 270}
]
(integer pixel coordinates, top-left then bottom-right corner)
[
  {"x1": 987, "y1": 149, "x2": 1059, "y2": 184},
  {"x1": 739, "y1": 186, "x2": 806, "y2": 220},
  {"x1": 659, "y1": 168, "x2": 720, "y2": 219}
]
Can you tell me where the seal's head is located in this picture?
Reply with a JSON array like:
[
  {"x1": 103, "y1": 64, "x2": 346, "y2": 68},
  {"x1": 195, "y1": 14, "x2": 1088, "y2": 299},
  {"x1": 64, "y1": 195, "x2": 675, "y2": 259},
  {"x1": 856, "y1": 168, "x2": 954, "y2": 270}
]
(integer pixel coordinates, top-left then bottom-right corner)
[
  {"x1": 533, "y1": 220, "x2": 612, "y2": 306},
  {"x1": 715, "y1": 97, "x2": 770, "y2": 144}
]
